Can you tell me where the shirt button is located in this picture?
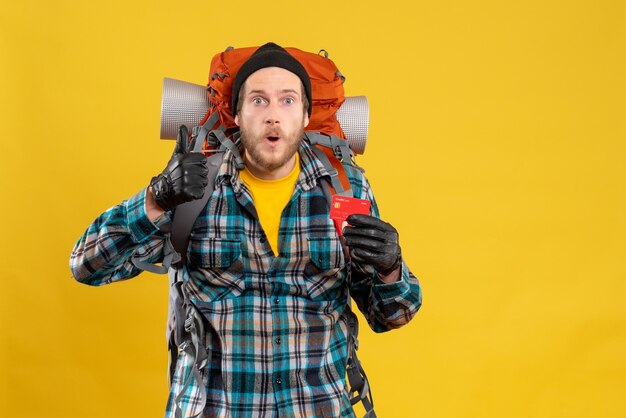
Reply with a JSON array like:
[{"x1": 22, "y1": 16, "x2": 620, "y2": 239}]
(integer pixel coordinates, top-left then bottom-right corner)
[
  {"x1": 274, "y1": 298, "x2": 279, "y2": 304},
  {"x1": 276, "y1": 377, "x2": 282, "y2": 385},
  {"x1": 275, "y1": 337, "x2": 281, "y2": 344}
]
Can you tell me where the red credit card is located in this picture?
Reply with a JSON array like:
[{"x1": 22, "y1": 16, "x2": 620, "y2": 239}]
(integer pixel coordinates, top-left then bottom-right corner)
[{"x1": 329, "y1": 195, "x2": 371, "y2": 236}]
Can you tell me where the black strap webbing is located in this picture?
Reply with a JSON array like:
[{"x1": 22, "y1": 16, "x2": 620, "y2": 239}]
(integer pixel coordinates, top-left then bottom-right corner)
[
  {"x1": 170, "y1": 152, "x2": 224, "y2": 258},
  {"x1": 319, "y1": 179, "x2": 377, "y2": 418}
]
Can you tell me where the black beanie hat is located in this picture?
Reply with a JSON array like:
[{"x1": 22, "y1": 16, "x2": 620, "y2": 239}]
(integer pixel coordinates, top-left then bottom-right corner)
[{"x1": 232, "y1": 42, "x2": 312, "y2": 117}]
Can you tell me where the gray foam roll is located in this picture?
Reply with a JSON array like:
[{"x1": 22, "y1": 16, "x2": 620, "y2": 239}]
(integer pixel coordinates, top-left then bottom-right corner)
[
  {"x1": 160, "y1": 78, "x2": 210, "y2": 141},
  {"x1": 336, "y1": 96, "x2": 368, "y2": 155},
  {"x1": 160, "y1": 77, "x2": 369, "y2": 154}
]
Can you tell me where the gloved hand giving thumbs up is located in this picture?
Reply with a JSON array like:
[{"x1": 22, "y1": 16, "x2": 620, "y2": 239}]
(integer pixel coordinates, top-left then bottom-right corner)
[{"x1": 149, "y1": 126, "x2": 208, "y2": 212}]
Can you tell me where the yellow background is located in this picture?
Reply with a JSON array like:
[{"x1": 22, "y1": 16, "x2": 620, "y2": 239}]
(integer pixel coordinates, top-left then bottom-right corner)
[{"x1": 2, "y1": 0, "x2": 625, "y2": 417}]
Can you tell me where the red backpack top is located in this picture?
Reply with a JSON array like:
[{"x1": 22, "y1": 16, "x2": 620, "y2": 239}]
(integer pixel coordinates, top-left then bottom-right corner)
[
  {"x1": 197, "y1": 46, "x2": 351, "y2": 193},
  {"x1": 201, "y1": 46, "x2": 345, "y2": 137}
]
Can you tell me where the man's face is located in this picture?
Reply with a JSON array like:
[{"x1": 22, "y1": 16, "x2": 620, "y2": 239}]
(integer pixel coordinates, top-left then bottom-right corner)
[{"x1": 235, "y1": 66, "x2": 310, "y2": 179}]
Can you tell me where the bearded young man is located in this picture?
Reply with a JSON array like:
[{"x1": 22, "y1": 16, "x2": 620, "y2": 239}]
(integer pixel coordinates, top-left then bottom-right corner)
[{"x1": 71, "y1": 43, "x2": 422, "y2": 417}]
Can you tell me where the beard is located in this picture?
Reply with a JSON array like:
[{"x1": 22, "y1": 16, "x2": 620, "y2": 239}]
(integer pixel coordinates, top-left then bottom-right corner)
[{"x1": 239, "y1": 122, "x2": 305, "y2": 173}]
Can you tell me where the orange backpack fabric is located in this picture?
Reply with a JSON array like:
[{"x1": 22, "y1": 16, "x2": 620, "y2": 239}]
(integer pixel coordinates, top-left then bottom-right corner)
[
  {"x1": 200, "y1": 46, "x2": 346, "y2": 139},
  {"x1": 198, "y1": 46, "x2": 351, "y2": 194}
]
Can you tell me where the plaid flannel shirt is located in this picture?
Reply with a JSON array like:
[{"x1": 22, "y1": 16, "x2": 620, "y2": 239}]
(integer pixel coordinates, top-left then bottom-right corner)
[{"x1": 71, "y1": 140, "x2": 422, "y2": 417}]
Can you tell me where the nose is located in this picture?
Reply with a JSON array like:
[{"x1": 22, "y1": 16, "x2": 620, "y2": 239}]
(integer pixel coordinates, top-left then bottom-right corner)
[{"x1": 264, "y1": 102, "x2": 280, "y2": 125}]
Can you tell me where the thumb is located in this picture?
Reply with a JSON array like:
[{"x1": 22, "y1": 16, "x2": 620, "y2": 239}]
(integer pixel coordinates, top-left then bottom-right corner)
[{"x1": 174, "y1": 125, "x2": 190, "y2": 155}]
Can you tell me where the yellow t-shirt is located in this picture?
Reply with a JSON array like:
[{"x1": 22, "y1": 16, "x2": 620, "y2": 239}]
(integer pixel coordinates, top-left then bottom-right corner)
[{"x1": 239, "y1": 154, "x2": 301, "y2": 256}]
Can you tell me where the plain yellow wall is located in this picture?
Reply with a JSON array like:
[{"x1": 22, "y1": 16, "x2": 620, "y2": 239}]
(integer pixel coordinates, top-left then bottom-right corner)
[{"x1": 2, "y1": 1, "x2": 625, "y2": 417}]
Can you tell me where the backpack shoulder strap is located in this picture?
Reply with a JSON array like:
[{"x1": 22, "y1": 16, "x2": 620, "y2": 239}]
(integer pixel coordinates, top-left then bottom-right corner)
[
  {"x1": 166, "y1": 149, "x2": 223, "y2": 417},
  {"x1": 170, "y1": 151, "x2": 224, "y2": 258},
  {"x1": 345, "y1": 303, "x2": 376, "y2": 417},
  {"x1": 315, "y1": 150, "x2": 377, "y2": 418},
  {"x1": 307, "y1": 132, "x2": 354, "y2": 196}
]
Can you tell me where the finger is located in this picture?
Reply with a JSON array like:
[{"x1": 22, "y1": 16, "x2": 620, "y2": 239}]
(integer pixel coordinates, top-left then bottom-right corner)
[
  {"x1": 186, "y1": 166, "x2": 209, "y2": 179},
  {"x1": 187, "y1": 186, "x2": 206, "y2": 200},
  {"x1": 184, "y1": 153, "x2": 208, "y2": 164},
  {"x1": 349, "y1": 249, "x2": 367, "y2": 264},
  {"x1": 343, "y1": 225, "x2": 389, "y2": 242},
  {"x1": 344, "y1": 235, "x2": 386, "y2": 251},
  {"x1": 187, "y1": 172, "x2": 209, "y2": 188},
  {"x1": 174, "y1": 125, "x2": 190, "y2": 155},
  {"x1": 179, "y1": 155, "x2": 208, "y2": 172},
  {"x1": 346, "y1": 214, "x2": 394, "y2": 232},
  {"x1": 351, "y1": 247, "x2": 384, "y2": 264},
  {"x1": 168, "y1": 166, "x2": 208, "y2": 185}
]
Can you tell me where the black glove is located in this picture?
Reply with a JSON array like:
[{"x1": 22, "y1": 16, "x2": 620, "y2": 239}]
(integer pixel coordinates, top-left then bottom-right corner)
[
  {"x1": 343, "y1": 214, "x2": 402, "y2": 276},
  {"x1": 150, "y1": 126, "x2": 208, "y2": 211}
]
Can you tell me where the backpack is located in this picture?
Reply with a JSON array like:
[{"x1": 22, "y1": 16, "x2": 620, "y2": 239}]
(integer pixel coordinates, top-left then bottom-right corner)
[{"x1": 135, "y1": 46, "x2": 376, "y2": 418}]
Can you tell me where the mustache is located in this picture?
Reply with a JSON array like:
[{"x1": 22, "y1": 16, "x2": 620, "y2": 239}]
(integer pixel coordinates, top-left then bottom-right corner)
[{"x1": 262, "y1": 127, "x2": 285, "y2": 138}]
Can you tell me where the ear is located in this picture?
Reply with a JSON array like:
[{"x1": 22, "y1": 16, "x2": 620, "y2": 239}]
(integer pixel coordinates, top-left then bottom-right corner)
[
  {"x1": 303, "y1": 112, "x2": 309, "y2": 128},
  {"x1": 234, "y1": 114, "x2": 240, "y2": 126}
]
